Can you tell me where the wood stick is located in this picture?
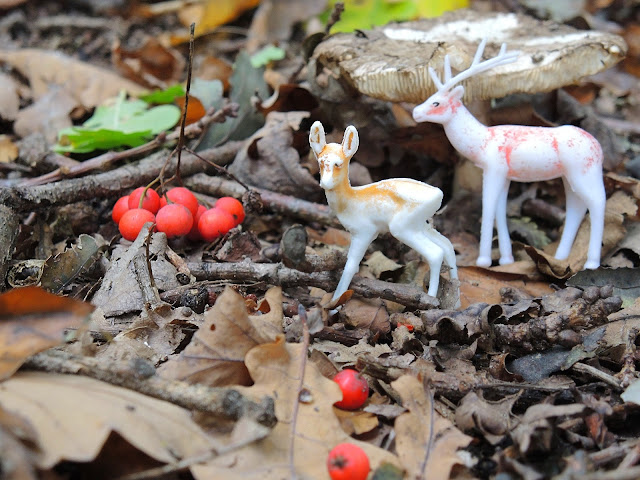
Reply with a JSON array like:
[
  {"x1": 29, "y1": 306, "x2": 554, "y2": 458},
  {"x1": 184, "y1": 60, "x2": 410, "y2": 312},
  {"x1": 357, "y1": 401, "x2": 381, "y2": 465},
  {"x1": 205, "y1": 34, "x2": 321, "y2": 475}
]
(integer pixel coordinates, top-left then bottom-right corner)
[
  {"x1": 23, "y1": 349, "x2": 277, "y2": 427},
  {"x1": 187, "y1": 261, "x2": 438, "y2": 310}
]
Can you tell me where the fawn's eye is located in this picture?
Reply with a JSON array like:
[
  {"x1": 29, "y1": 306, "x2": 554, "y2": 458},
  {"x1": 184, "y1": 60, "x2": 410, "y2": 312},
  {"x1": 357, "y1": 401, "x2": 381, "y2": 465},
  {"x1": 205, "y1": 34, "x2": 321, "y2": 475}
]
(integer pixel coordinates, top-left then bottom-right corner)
[{"x1": 432, "y1": 101, "x2": 440, "y2": 107}]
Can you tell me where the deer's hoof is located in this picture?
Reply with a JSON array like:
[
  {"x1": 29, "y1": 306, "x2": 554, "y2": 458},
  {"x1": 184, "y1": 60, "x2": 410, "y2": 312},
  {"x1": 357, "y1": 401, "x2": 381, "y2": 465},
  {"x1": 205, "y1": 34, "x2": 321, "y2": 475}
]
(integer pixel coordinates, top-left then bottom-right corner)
[
  {"x1": 476, "y1": 256, "x2": 492, "y2": 268},
  {"x1": 584, "y1": 259, "x2": 600, "y2": 270},
  {"x1": 499, "y1": 255, "x2": 514, "y2": 265}
]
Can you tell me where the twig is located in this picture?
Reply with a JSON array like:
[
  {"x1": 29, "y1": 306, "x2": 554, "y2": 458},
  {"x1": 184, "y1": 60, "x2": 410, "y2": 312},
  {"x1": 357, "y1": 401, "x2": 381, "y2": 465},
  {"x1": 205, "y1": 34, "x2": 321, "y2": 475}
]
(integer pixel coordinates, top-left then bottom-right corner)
[
  {"x1": 571, "y1": 362, "x2": 622, "y2": 391},
  {"x1": 0, "y1": 205, "x2": 19, "y2": 291},
  {"x1": 289, "y1": 305, "x2": 310, "y2": 477},
  {"x1": 20, "y1": 104, "x2": 237, "y2": 187},
  {"x1": 187, "y1": 261, "x2": 438, "y2": 310},
  {"x1": 185, "y1": 173, "x2": 339, "y2": 227},
  {"x1": 23, "y1": 349, "x2": 277, "y2": 427},
  {"x1": 174, "y1": 23, "x2": 195, "y2": 185},
  {"x1": 1, "y1": 141, "x2": 242, "y2": 212}
]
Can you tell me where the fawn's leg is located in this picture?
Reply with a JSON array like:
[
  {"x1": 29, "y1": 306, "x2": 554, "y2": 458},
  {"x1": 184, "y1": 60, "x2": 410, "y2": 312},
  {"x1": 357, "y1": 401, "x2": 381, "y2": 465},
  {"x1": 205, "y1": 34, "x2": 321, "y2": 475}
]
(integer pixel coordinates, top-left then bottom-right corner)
[
  {"x1": 477, "y1": 170, "x2": 504, "y2": 267},
  {"x1": 391, "y1": 226, "x2": 444, "y2": 298},
  {"x1": 424, "y1": 224, "x2": 458, "y2": 279},
  {"x1": 555, "y1": 177, "x2": 587, "y2": 261},
  {"x1": 333, "y1": 230, "x2": 377, "y2": 301},
  {"x1": 495, "y1": 179, "x2": 514, "y2": 265}
]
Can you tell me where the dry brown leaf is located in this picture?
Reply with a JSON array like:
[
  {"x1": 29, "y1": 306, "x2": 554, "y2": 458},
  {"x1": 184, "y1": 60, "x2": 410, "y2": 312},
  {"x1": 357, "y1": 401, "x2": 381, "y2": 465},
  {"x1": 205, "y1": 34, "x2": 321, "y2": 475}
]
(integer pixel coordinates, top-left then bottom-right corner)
[
  {"x1": 0, "y1": 286, "x2": 93, "y2": 381},
  {"x1": 393, "y1": 375, "x2": 472, "y2": 480},
  {"x1": 334, "y1": 407, "x2": 379, "y2": 435},
  {"x1": 112, "y1": 38, "x2": 185, "y2": 89},
  {"x1": 195, "y1": 56, "x2": 233, "y2": 92},
  {"x1": 0, "y1": 49, "x2": 144, "y2": 107},
  {"x1": 0, "y1": 404, "x2": 39, "y2": 480},
  {"x1": 458, "y1": 266, "x2": 554, "y2": 308},
  {"x1": 13, "y1": 85, "x2": 75, "y2": 143},
  {"x1": 0, "y1": 135, "x2": 18, "y2": 163},
  {"x1": 455, "y1": 391, "x2": 519, "y2": 444},
  {"x1": 0, "y1": 73, "x2": 19, "y2": 121},
  {"x1": 158, "y1": 287, "x2": 284, "y2": 387},
  {"x1": 0, "y1": 372, "x2": 213, "y2": 469},
  {"x1": 191, "y1": 337, "x2": 400, "y2": 479},
  {"x1": 340, "y1": 297, "x2": 390, "y2": 335}
]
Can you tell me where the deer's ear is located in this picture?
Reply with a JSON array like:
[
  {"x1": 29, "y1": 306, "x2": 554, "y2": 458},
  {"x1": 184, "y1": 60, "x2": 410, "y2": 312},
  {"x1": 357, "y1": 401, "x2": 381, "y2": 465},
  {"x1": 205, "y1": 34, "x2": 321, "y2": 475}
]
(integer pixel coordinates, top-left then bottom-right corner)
[
  {"x1": 450, "y1": 85, "x2": 465, "y2": 100},
  {"x1": 309, "y1": 121, "x2": 326, "y2": 156},
  {"x1": 342, "y1": 125, "x2": 359, "y2": 158}
]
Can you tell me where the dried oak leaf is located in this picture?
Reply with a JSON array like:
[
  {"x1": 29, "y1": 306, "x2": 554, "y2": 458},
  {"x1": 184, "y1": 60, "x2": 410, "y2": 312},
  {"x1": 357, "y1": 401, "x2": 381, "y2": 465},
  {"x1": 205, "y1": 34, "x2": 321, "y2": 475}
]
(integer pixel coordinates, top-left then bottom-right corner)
[
  {"x1": 0, "y1": 404, "x2": 39, "y2": 480},
  {"x1": 0, "y1": 372, "x2": 213, "y2": 469},
  {"x1": 191, "y1": 336, "x2": 399, "y2": 479},
  {"x1": 511, "y1": 403, "x2": 586, "y2": 455},
  {"x1": 0, "y1": 286, "x2": 93, "y2": 381},
  {"x1": 112, "y1": 38, "x2": 185, "y2": 89},
  {"x1": 393, "y1": 375, "x2": 472, "y2": 480},
  {"x1": 455, "y1": 391, "x2": 520, "y2": 444},
  {"x1": 229, "y1": 111, "x2": 323, "y2": 202},
  {"x1": 158, "y1": 287, "x2": 283, "y2": 387},
  {"x1": 0, "y1": 49, "x2": 144, "y2": 107}
]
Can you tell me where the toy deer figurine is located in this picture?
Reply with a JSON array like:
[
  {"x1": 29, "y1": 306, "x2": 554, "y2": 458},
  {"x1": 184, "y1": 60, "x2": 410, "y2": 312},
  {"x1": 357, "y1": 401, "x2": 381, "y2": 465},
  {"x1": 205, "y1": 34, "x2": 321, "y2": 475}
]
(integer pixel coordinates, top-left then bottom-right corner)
[
  {"x1": 309, "y1": 121, "x2": 458, "y2": 304},
  {"x1": 413, "y1": 39, "x2": 605, "y2": 269}
]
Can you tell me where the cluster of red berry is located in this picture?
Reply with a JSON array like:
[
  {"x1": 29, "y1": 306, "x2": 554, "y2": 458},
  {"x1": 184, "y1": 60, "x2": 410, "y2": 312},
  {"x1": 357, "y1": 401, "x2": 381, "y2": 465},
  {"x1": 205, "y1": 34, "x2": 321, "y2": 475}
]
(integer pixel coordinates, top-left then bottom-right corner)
[{"x1": 112, "y1": 186, "x2": 245, "y2": 242}]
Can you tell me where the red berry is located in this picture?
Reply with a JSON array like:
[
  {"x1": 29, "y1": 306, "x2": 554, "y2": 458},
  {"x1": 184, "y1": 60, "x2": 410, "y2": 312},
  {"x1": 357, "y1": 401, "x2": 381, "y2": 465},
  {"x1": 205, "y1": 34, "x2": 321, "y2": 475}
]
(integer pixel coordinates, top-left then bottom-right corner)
[
  {"x1": 215, "y1": 197, "x2": 245, "y2": 225},
  {"x1": 198, "y1": 208, "x2": 236, "y2": 242},
  {"x1": 187, "y1": 205, "x2": 207, "y2": 241},
  {"x1": 128, "y1": 187, "x2": 161, "y2": 213},
  {"x1": 112, "y1": 195, "x2": 130, "y2": 224},
  {"x1": 327, "y1": 443, "x2": 370, "y2": 480},
  {"x1": 118, "y1": 208, "x2": 155, "y2": 241},
  {"x1": 159, "y1": 187, "x2": 199, "y2": 216},
  {"x1": 333, "y1": 369, "x2": 369, "y2": 410},
  {"x1": 156, "y1": 204, "x2": 193, "y2": 238}
]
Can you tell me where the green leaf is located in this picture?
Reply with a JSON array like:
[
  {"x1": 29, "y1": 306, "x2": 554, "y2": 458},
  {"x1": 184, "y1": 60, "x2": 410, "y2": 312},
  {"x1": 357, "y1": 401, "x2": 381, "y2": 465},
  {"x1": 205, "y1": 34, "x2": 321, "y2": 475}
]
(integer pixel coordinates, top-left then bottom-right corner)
[
  {"x1": 54, "y1": 92, "x2": 181, "y2": 153},
  {"x1": 250, "y1": 44, "x2": 286, "y2": 68},
  {"x1": 140, "y1": 84, "x2": 186, "y2": 104},
  {"x1": 197, "y1": 50, "x2": 269, "y2": 150}
]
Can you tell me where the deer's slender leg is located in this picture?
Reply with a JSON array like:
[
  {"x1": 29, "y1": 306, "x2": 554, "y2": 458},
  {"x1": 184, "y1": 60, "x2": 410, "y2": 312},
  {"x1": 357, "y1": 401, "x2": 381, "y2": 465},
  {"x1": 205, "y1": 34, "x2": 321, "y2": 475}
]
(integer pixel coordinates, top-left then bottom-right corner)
[
  {"x1": 391, "y1": 224, "x2": 444, "y2": 298},
  {"x1": 495, "y1": 179, "x2": 514, "y2": 265},
  {"x1": 424, "y1": 224, "x2": 458, "y2": 279},
  {"x1": 572, "y1": 171, "x2": 605, "y2": 269},
  {"x1": 332, "y1": 229, "x2": 377, "y2": 301},
  {"x1": 477, "y1": 170, "x2": 504, "y2": 267},
  {"x1": 555, "y1": 178, "x2": 587, "y2": 261}
]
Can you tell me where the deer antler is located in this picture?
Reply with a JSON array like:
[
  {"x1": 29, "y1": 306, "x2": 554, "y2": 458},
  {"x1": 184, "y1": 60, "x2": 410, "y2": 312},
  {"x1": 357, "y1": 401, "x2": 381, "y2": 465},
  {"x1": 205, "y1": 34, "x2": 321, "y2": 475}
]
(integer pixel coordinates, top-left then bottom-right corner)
[{"x1": 429, "y1": 39, "x2": 520, "y2": 93}]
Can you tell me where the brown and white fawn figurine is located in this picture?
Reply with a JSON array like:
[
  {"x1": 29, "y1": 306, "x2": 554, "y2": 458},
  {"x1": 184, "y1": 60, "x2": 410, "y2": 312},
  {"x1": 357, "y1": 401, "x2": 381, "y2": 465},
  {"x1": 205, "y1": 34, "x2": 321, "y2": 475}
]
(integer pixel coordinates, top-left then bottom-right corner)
[
  {"x1": 413, "y1": 39, "x2": 605, "y2": 269},
  {"x1": 309, "y1": 121, "x2": 458, "y2": 305}
]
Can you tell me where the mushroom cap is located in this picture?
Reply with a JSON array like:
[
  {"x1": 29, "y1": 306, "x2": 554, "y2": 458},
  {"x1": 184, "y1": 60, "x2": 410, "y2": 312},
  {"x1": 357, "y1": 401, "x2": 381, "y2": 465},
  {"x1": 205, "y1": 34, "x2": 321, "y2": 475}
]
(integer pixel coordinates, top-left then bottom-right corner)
[{"x1": 311, "y1": 9, "x2": 627, "y2": 103}]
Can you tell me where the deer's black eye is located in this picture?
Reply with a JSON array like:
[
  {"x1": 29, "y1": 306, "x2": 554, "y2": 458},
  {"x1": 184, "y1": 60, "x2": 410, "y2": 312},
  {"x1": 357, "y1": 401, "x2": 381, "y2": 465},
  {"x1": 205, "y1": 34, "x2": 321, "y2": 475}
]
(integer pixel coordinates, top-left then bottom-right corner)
[{"x1": 432, "y1": 101, "x2": 440, "y2": 107}]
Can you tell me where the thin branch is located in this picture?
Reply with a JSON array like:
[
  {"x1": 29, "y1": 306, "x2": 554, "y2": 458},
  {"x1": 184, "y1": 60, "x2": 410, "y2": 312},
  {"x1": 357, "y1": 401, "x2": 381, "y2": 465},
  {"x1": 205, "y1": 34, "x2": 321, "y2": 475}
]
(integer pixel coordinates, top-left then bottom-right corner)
[
  {"x1": 20, "y1": 104, "x2": 237, "y2": 187},
  {"x1": 289, "y1": 305, "x2": 310, "y2": 477},
  {"x1": 23, "y1": 349, "x2": 277, "y2": 427},
  {"x1": 187, "y1": 261, "x2": 439, "y2": 310}
]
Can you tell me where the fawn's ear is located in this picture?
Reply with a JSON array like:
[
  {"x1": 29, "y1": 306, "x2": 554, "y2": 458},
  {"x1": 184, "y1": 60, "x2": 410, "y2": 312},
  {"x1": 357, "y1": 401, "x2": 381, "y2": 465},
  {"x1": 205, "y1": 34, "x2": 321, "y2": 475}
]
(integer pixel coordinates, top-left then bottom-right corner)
[
  {"x1": 309, "y1": 121, "x2": 326, "y2": 157},
  {"x1": 342, "y1": 125, "x2": 359, "y2": 158},
  {"x1": 450, "y1": 85, "x2": 465, "y2": 100}
]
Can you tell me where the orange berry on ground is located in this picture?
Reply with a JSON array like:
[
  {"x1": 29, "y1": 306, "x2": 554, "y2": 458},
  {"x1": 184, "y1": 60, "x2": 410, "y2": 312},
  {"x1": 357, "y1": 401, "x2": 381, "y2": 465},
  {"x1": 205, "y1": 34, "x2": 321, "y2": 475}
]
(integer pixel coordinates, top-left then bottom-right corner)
[
  {"x1": 118, "y1": 208, "x2": 155, "y2": 241},
  {"x1": 156, "y1": 204, "x2": 193, "y2": 238},
  {"x1": 112, "y1": 195, "x2": 130, "y2": 224},
  {"x1": 198, "y1": 208, "x2": 236, "y2": 242},
  {"x1": 159, "y1": 187, "x2": 199, "y2": 216},
  {"x1": 333, "y1": 369, "x2": 369, "y2": 410},
  {"x1": 327, "y1": 443, "x2": 370, "y2": 480},
  {"x1": 128, "y1": 187, "x2": 161, "y2": 213},
  {"x1": 187, "y1": 205, "x2": 207, "y2": 241},
  {"x1": 215, "y1": 197, "x2": 245, "y2": 225}
]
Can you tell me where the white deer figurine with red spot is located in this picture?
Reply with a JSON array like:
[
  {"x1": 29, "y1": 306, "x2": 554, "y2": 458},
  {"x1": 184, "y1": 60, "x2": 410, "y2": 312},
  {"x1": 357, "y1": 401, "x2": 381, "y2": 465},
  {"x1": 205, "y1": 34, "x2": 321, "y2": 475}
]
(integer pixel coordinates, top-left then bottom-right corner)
[
  {"x1": 413, "y1": 39, "x2": 605, "y2": 269},
  {"x1": 309, "y1": 121, "x2": 458, "y2": 305}
]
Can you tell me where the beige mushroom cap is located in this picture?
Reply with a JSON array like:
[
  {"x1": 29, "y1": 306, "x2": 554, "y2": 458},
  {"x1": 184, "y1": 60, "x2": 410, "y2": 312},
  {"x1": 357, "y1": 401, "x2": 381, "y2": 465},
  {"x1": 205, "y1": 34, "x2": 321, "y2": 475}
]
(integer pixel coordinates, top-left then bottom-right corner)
[{"x1": 311, "y1": 9, "x2": 627, "y2": 103}]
